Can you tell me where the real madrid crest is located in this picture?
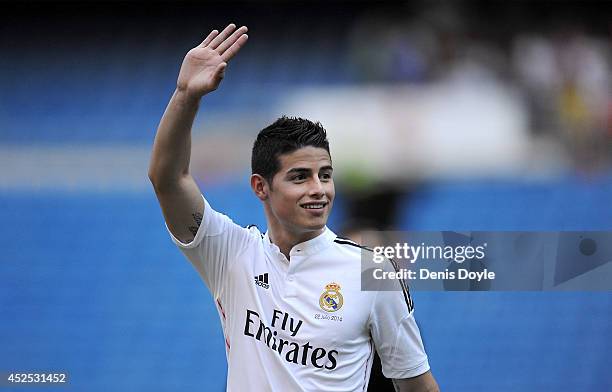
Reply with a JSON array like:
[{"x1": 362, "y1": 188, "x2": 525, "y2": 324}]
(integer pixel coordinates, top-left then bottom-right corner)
[{"x1": 319, "y1": 282, "x2": 344, "y2": 312}]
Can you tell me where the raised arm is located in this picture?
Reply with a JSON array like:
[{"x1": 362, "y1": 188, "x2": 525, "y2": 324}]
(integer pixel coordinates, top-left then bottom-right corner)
[{"x1": 148, "y1": 24, "x2": 248, "y2": 243}]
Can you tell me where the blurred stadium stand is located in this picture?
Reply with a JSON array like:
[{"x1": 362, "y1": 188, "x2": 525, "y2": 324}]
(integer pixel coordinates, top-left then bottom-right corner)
[
  {"x1": 398, "y1": 175, "x2": 612, "y2": 231},
  {"x1": 1, "y1": 1, "x2": 611, "y2": 391},
  {"x1": 0, "y1": 3, "x2": 354, "y2": 144},
  {"x1": 1, "y1": 178, "x2": 611, "y2": 391}
]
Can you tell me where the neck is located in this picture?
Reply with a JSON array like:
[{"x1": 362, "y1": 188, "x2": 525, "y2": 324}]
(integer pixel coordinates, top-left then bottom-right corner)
[{"x1": 267, "y1": 225, "x2": 324, "y2": 259}]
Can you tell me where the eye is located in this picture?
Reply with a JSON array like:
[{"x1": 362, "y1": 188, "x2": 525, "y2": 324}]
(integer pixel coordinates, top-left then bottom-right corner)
[
  {"x1": 320, "y1": 172, "x2": 332, "y2": 181},
  {"x1": 292, "y1": 174, "x2": 307, "y2": 182}
]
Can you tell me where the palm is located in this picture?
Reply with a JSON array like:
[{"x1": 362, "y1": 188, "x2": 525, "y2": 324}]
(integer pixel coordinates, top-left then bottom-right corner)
[
  {"x1": 179, "y1": 48, "x2": 224, "y2": 93},
  {"x1": 177, "y1": 24, "x2": 248, "y2": 98}
]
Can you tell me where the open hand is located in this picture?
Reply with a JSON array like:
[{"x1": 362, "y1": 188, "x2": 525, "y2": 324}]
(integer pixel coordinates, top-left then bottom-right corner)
[{"x1": 177, "y1": 24, "x2": 248, "y2": 99}]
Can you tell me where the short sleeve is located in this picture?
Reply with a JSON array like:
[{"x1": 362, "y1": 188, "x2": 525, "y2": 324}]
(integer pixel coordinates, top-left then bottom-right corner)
[
  {"x1": 166, "y1": 195, "x2": 254, "y2": 299},
  {"x1": 368, "y1": 268, "x2": 430, "y2": 379}
]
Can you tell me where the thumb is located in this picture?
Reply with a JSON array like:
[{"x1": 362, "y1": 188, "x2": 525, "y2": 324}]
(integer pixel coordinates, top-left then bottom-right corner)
[{"x1": 216, "y1": 62, "x2": 227, "y2": 79}]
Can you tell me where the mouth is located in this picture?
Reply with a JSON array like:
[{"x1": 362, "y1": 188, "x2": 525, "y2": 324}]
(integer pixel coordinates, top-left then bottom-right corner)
[{"x1": 300, "y1": 201, "x2": 328, "y2": 210}]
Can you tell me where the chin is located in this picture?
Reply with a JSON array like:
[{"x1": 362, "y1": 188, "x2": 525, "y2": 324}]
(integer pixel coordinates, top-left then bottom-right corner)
[{"x1": 302, "y1": 219, "x2": 327, "y2": 232}]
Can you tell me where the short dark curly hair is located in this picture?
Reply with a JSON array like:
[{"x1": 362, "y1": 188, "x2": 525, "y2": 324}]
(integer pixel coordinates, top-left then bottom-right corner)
[{"x1": 251, "y1": 116, "x2": 331, "y2": 185}]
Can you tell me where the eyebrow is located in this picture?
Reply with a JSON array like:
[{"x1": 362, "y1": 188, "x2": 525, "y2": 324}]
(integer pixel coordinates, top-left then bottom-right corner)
[
  {"x1": 286, "y1": 168, "x2": 311, "y2": 176},
  {"x1": 285, "y1": 165, "x2": 333, "y2": 175}
]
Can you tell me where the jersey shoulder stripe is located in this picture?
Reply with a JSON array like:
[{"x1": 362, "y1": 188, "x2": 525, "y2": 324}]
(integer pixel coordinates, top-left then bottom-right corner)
[
  {"x1": 390, "y1": 258, "x2": 414, "y2": 313},
  {"x1": 333, "y1": 237, "x2": 374, "y2": 253},
  {"x1": 334, "y1": 237, "x2": 414, "y2": 313}
]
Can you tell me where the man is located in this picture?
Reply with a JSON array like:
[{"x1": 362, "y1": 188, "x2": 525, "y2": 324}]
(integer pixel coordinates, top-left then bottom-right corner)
[{"x1": 148, "y1": 24, "x2": 439, "y2": 392}]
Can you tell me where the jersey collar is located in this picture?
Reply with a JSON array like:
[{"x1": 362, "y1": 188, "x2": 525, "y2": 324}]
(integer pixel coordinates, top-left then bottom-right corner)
[{"x1": 264, "y1": 227, "x2": 337, "y2": 258}]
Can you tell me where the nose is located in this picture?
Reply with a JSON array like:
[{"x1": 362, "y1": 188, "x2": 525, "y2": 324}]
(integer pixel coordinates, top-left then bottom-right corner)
[{"x1": 308, "y1": 177, "x2": 325, "y2": 198}]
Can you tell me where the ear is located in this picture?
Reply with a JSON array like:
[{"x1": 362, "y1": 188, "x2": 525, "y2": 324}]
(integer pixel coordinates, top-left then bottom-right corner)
[{"x1": 250, "y1": 174, "x2": 269, "y2": 201}]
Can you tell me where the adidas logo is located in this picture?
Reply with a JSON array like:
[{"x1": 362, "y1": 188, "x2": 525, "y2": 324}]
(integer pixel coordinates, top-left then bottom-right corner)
[{"x1": 254, "y1": 273, "x2": 270, "y2": 289}]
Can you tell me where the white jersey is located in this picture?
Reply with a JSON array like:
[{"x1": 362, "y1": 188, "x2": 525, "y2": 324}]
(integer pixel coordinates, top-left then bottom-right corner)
[{"x1": 168, "y1": 197, "x2": 430, "y2": 391}]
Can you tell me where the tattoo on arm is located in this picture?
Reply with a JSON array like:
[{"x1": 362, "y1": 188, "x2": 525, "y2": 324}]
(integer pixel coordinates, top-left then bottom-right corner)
[
  {"x1": 188, "y1": 212, "x2": 203, "y2": 237},
  {"x1": 193, "y1": 212, "x2": 203, "y2": 226}
]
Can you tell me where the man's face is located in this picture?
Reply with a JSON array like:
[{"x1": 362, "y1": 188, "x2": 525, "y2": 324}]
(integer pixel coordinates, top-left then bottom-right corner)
[{"x1": 266, "y1": 146, "x2": 334, "y2": 235}]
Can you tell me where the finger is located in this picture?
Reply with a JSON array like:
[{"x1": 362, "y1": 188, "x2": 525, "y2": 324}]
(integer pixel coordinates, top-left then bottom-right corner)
[
  {"x1": 221, "y1": 34, "x2": 249, "y2": 62},
  {"x1": 217, "y1": 26, "x2": 248, "y2": 54},
  {"x1": 199, "y1": 30, "x2": 219, "y2": 47},
  {"x1": 209, "y1": 23, "x2": 237, "y2": 50}
]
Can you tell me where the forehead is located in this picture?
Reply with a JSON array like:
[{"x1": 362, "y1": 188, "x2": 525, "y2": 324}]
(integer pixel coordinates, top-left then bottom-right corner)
[{"x1": 277, "y1": 146, "x2": 332, "y2": 172}]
